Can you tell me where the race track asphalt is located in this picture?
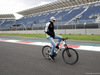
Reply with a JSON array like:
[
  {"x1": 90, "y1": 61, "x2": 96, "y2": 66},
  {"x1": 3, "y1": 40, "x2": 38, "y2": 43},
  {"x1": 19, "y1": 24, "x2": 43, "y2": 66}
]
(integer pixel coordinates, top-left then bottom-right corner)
[{"x1": 0, "y1": 40, "x2": 100, "y2": 75}]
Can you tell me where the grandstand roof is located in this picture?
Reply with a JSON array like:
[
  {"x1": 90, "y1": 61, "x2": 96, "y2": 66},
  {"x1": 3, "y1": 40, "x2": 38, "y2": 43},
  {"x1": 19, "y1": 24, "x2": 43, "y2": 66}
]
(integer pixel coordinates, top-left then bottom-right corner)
[
  {"x1": 0, "y1": 14, "x2": 15, "y2": 19},
  {"x1": 17, "y1": 0, "x2": 100, "y2": 16}
]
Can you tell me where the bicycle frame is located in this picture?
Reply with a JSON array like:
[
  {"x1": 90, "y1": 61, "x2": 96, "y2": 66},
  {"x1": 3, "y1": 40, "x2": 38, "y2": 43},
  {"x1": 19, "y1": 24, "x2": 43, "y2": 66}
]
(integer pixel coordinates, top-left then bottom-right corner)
[{"x1": 50, "y1": 40, "x2": 68, "y2": 54}]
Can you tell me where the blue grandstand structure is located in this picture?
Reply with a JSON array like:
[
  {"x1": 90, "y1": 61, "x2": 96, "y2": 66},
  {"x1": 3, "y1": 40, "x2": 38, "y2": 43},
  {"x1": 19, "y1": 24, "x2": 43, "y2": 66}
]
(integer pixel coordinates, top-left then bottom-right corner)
[{"x1": 0, "y1": 1, "x2": 100, "y2": 30}]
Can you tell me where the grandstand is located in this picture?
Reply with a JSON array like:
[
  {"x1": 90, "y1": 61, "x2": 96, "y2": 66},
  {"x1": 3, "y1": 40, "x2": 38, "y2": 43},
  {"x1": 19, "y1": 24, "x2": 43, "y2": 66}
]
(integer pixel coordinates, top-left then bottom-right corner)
[
  {"x1": 0, "y1": 0, "x2": 100, "y2": 31},
  {"x1": 0, "y1": 14, "x2": 15, "y2": 30}
]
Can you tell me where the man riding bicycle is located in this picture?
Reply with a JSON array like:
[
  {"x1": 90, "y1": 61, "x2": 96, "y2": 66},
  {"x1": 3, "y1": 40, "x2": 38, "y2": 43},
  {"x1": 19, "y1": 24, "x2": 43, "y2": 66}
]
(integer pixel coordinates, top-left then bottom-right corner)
[{"x1": 44, "y1": 16, "x2": 62, "y2": 60}]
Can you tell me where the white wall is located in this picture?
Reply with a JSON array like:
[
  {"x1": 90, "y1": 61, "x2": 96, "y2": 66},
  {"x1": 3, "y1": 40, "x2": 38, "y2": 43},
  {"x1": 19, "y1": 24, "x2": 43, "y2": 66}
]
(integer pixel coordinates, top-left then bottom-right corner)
[{"x1": 0, "y1": 29, "x2": 100, "y2": 35}]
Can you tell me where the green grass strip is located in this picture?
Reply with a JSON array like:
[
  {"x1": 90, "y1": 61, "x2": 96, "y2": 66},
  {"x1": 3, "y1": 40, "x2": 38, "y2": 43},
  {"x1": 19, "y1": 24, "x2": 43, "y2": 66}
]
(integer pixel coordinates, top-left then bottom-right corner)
[{"x1": 0, "y1": 33, "x2": 100, "y2": 41}]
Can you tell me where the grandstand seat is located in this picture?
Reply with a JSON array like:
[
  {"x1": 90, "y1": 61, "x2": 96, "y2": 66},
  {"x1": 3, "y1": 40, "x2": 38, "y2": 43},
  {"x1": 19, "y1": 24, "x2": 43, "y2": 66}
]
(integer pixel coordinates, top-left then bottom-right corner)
[{"x1": 78, "y1": 4, "x2": 100, "y2": 23}]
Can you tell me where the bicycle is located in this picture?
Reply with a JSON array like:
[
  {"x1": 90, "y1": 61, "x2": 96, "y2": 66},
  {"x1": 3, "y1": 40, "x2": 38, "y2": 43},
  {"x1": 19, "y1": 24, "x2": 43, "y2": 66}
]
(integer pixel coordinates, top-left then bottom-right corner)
[{"x1": 42, "y1": 37, "x2": 79, "y2": 65}]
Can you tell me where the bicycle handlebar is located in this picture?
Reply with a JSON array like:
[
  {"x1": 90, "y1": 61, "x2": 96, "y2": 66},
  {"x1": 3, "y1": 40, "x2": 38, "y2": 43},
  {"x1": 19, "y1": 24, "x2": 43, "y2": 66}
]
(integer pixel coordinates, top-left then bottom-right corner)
[{"x1": 61, "y1": 37, "x2": 68, "y2": 41}]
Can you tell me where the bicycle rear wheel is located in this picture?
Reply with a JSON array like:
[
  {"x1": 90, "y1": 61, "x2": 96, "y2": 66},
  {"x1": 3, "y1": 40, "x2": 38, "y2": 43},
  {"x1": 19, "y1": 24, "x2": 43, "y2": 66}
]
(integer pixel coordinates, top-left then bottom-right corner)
[
  {"x1": 42, "y1": 45, "x2": 51, "y2": 60},
  {"x1": 62, "y1": 48, "x2": 79, "y2": 65}
]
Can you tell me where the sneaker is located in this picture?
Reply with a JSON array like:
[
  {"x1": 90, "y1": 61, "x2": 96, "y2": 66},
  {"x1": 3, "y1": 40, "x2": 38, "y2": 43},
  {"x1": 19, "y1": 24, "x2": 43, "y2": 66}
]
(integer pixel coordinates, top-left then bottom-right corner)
[
  {"x1": 53, "y1": 52, "x2": 57, "y2": 57},
  {"x1": 56, "y1": 46, "x2": 59, "y2": 49},
  {"x1": 49, "y1": 55, "x2": 55, "y2": 60}
]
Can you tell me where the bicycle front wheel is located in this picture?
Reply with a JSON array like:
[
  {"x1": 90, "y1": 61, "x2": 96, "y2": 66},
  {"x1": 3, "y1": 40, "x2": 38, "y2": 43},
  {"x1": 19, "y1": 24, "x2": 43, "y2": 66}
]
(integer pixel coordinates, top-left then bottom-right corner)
[
  {"x1": 42, "y1": 45, "x2": 51, "y2": 60},
  {"x1": 62, "y1": 48, "x2": 79, "y2": 65}
]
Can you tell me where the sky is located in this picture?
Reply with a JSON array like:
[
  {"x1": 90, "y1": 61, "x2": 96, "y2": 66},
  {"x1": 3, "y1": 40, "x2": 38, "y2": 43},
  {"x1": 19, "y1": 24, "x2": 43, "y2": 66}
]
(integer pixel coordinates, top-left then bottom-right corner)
[{"x1": 0, "y1": 0, "x2": 57, "y2": 19}]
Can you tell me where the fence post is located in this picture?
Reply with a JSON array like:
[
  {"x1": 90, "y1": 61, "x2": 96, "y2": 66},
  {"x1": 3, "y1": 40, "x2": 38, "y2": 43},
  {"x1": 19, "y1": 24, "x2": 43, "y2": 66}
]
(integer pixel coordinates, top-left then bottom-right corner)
[{"x1": 84, "y1": 23, "x2": 87, "y2": 35}]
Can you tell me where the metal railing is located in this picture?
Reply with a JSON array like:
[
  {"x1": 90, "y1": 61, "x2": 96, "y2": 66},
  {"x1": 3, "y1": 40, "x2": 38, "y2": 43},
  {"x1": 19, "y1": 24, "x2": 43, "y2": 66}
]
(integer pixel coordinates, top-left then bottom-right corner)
[{"x1": 0, "y1": 20, "x2": 100, "y2": 31}]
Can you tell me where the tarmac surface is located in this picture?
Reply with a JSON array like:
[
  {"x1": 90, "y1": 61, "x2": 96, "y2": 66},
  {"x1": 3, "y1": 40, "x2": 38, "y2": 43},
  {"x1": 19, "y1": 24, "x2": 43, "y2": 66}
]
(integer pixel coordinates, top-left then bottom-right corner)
[{"x1": 0, "y1": 36, "x2": 100, "y2": 75}]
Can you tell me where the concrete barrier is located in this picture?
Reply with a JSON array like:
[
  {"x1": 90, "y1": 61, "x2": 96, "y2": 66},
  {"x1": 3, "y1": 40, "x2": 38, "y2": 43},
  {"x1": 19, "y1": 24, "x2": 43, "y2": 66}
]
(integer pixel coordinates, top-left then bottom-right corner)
[{"x1": 0, "y1": 29, "x2": 100, "y2": 35}]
